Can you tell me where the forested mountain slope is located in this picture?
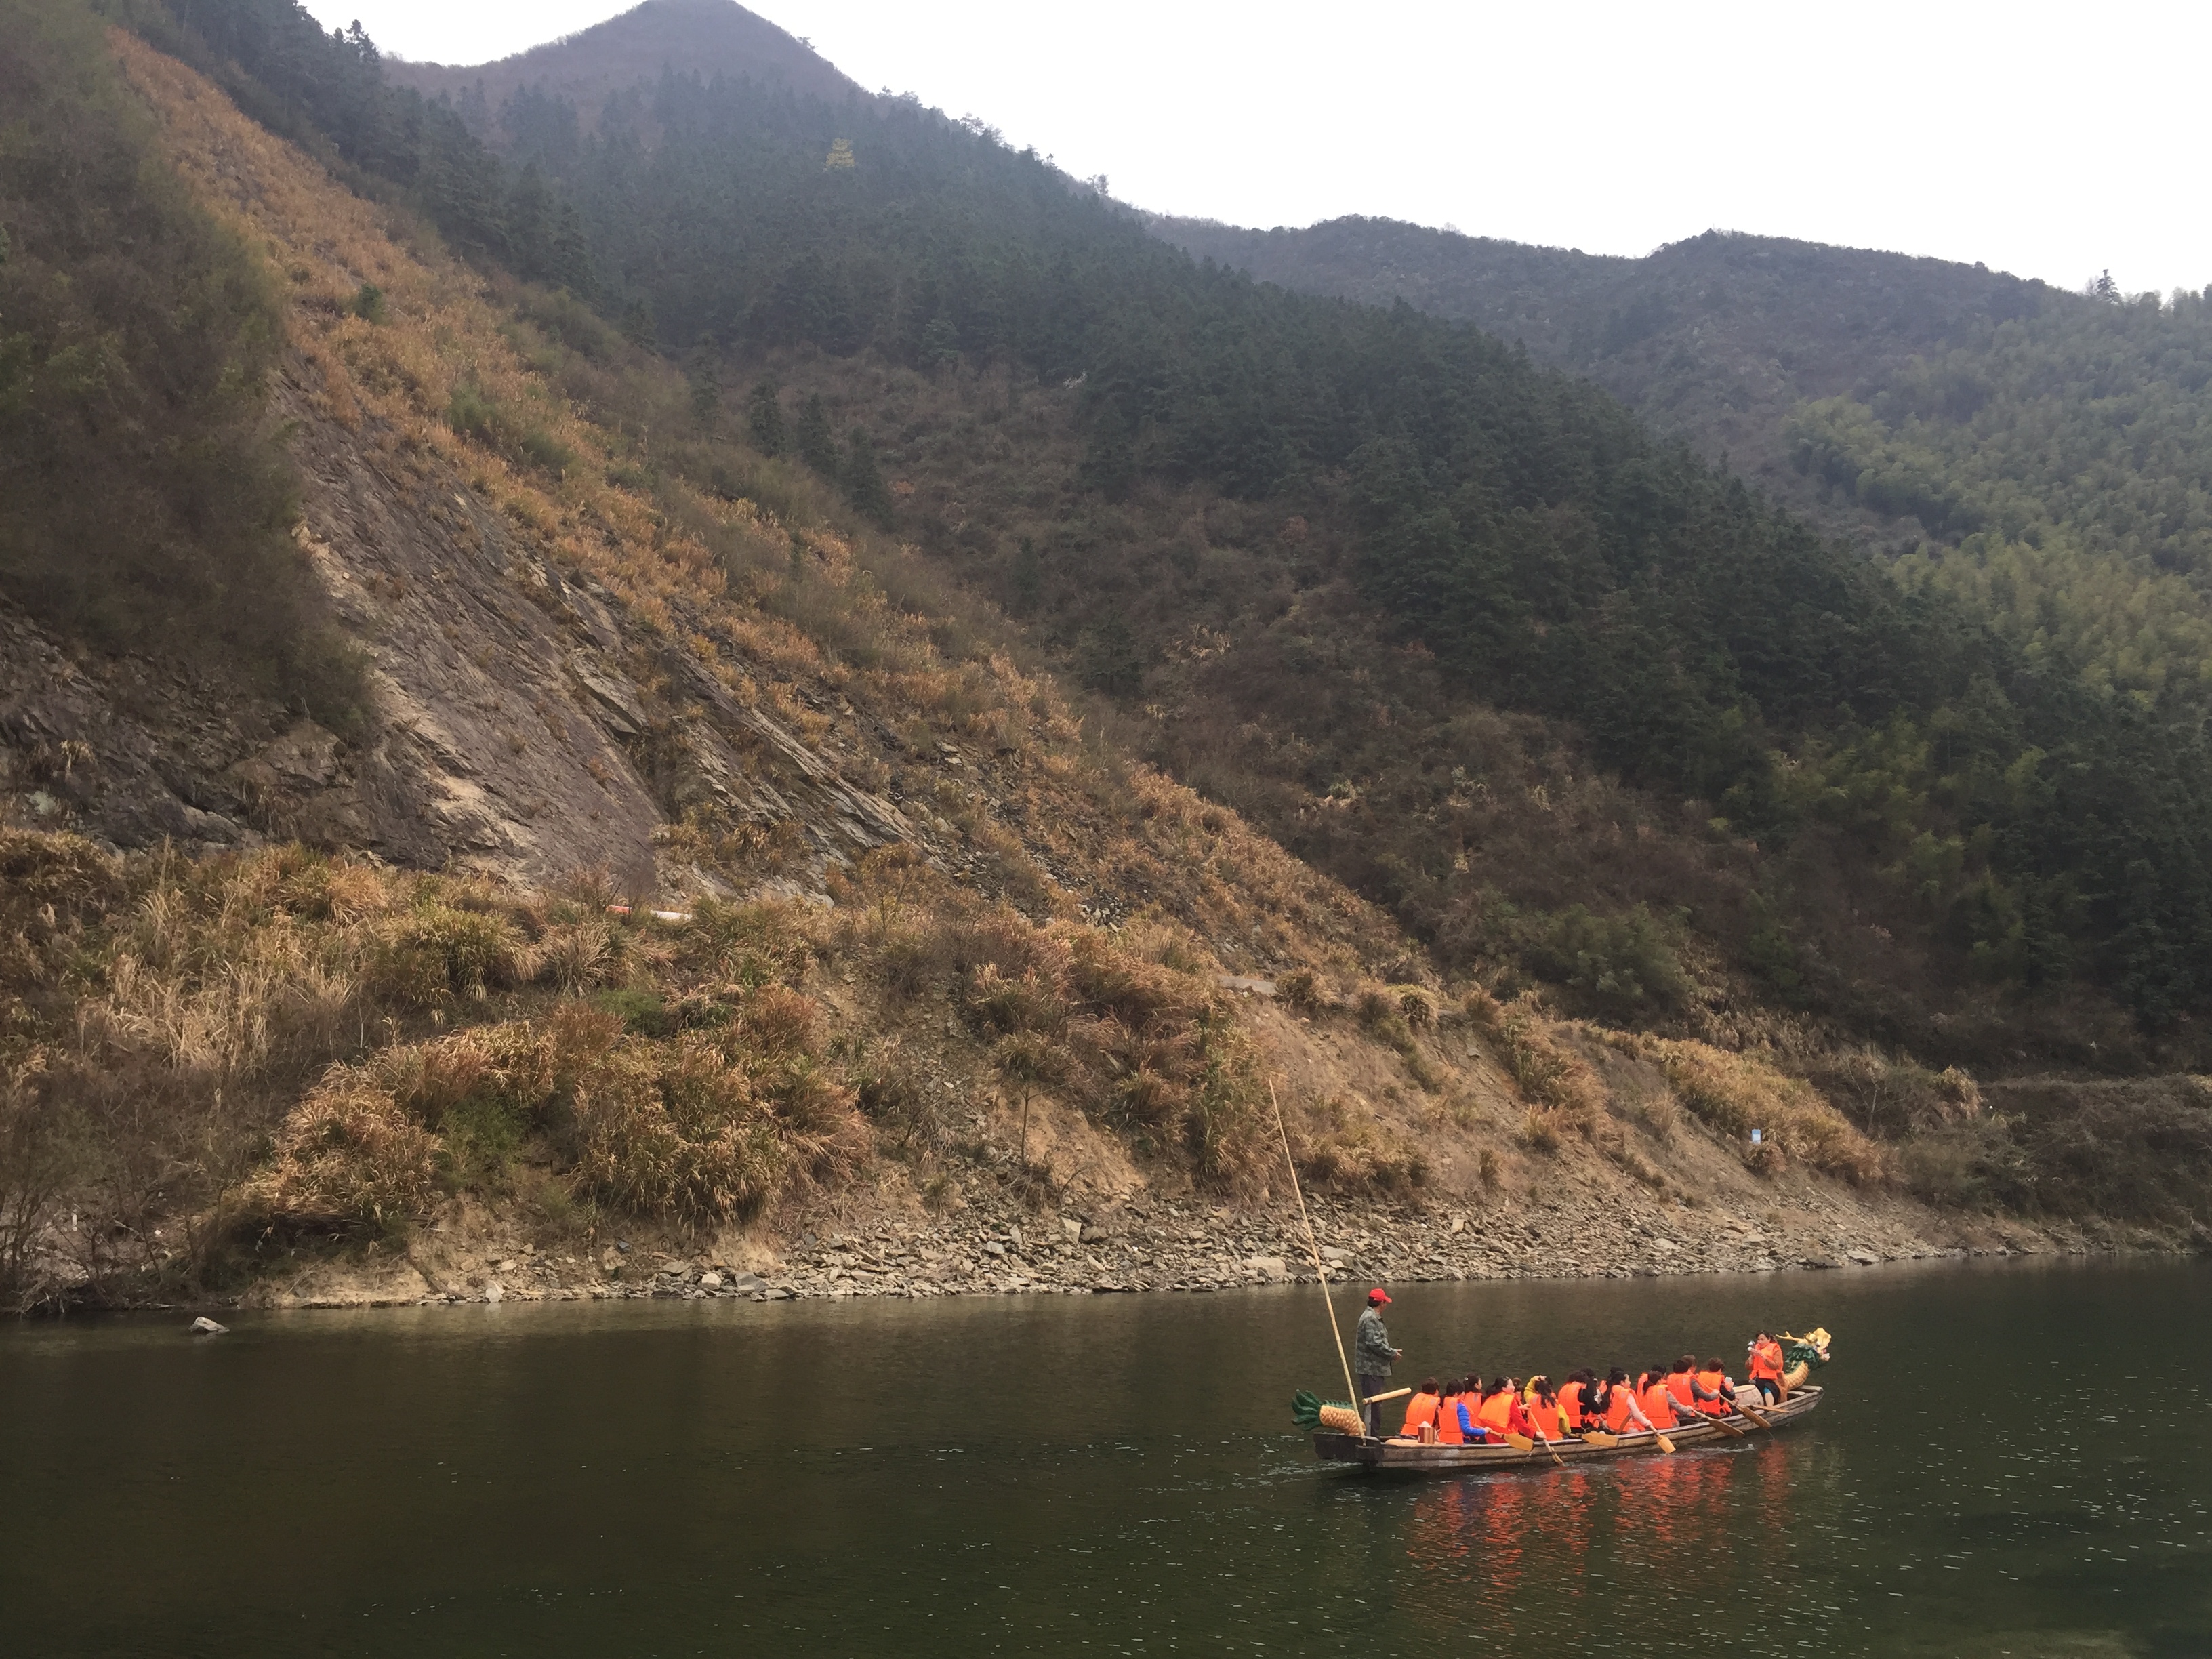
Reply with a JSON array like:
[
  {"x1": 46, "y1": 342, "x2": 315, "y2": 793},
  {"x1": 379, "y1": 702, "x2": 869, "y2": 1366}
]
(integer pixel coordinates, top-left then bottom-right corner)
[
  {"x1": 5, "y1": 0, "x2": 2209, "y2": 1309},
  {"x1": 1153, "y1": 218, "x2": 2072, "y2": 535},
  {"x1": 74, "y1": 0, "x2": 2212, "y2": 1063},
  {"x1": 305, "y1": 5, "x2": 2212, "y2": 1060},
  {"x1": 9, "y1": 6, "x2": 1958, "y2": 1315},
  {"x1": 1793, "y1": 294, "x2": 2212, "y2": 708},
  {"x1": 1, "y1": 6, "x2": 1450, "y2": 1306},
  {"x1": 1158, "y1": 220, "x2": 2212, "y2": 725}
]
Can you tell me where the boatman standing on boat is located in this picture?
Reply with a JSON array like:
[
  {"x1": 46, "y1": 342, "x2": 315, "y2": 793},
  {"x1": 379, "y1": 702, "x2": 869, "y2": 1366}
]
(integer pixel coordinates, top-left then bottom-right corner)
[{"x1": 1355, "y1": 1288, "x2": 1401, "y2": 1437}]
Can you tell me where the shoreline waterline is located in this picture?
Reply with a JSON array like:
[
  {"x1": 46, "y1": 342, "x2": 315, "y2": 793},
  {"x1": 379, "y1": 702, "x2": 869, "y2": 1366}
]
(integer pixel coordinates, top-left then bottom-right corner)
[{"x1": 10, "y1": 1233, "x2": 2194, "y2": 1331}]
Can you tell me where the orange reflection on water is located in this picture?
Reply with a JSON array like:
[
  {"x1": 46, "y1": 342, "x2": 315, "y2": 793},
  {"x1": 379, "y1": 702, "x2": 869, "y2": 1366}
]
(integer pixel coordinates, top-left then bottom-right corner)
[
  {"x1": 1610, "y1": 1444, "x2": 1736, "y2": 1593},
  {"x1": 1402, "y1": 1468, "x2": 1598, "y2": 1640},
  {"x1": 1399, "y1": 1443, "x2": 1787, "y2": 1638}
]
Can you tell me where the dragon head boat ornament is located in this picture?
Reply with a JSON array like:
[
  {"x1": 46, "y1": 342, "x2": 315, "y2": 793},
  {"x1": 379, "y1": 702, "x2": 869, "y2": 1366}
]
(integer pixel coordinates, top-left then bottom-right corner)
[{"x1": 1779, "y1": 1327, "x2": 1833, "y2": 1392}]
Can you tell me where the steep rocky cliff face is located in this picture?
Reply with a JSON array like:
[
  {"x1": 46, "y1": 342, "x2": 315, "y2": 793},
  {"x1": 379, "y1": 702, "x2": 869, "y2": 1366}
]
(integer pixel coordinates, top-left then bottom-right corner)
[{"x1": 0, "y1": 367, "x2": 921, "y2": 894}]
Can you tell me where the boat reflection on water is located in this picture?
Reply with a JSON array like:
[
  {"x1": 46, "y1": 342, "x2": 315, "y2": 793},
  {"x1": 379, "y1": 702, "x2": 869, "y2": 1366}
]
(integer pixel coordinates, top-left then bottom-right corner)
[{"x1": 1401, "y1": 1439, "x2": 1795, "y2": 1631}]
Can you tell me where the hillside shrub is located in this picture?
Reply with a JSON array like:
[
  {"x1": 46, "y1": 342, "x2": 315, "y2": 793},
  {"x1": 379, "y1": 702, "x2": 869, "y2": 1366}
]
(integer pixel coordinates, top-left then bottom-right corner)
[
  {"x1": 571, "y1": 1039, "x2": 787, "y2": 1229},
  {"x1": 260, "y1": 1078, "x2": 439, "y2": 1230},
  {"x1": 1986, "y1": 1079, "x2": 2212, "y2": 1225},
  {"x1": 1901, "y1": 1118, "x2": 2032, "y2": 1212},
  {"x1": 370, "y1": 904, "x2": 520, "y2": 1006},
  {"x1": 1517, "y1": 904, "x2": 1692, "y2": 1021}
]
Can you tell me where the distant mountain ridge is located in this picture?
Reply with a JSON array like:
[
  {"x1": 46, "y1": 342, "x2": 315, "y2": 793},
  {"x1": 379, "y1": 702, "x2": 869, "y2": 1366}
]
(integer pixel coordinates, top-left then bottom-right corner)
[
  {"x1": 1153, "y1": 216, "x2": 2076, "y2": 535},
  {"x1": 383, "y1": 0, "x2": 864, "y2": 122}
]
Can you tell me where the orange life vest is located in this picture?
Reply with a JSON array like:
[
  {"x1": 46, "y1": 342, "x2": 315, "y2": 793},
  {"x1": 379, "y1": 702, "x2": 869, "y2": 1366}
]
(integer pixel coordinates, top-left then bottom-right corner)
[
  {"x1": 1695, "y1": 1368, "x2": 1732, "y2": 1415},
  {"x1": 1528, "y1": 1395, "x2": 1562, "y2": 1437},
  {"x1": 1478, "y1": 1391, "x2": 1515, "y2": 1434},
  {"x1": 1603, "y1": 1384, "x2": 1636, "y2": 1433},
  {"x1": 1640, "y1": 1379, "x2": 1679, "y2": 1430},
  {"x1": 1435, "y1": 1393, "x2": 1467, "y2": 1445},
  {"x1": 1749, "y1": 1340, "x2": 1783, "y2": 1380},
  {"x1": 1558, "y1": 1380, "x2": 1586, "y2": 1429},
  {"x1": 1401, "y1": 1392, "x2": 1441, "y2": 1437},
  {"x1": 1666, "y1": 1371, "x2": 1696, "y2": 1411}
]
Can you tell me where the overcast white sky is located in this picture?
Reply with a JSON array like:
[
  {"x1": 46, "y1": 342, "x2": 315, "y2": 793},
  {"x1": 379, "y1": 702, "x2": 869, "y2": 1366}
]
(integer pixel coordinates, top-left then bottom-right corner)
[{"x1": 302, "y1": 0, "x2": 2211, "y2": 295}]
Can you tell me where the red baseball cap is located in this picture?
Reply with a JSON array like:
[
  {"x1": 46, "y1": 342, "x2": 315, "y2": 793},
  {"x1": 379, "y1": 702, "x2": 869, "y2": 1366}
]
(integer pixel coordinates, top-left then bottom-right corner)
[{"x1": 1368, "y1": 1288, "x2": 1391, "y2": 1304}]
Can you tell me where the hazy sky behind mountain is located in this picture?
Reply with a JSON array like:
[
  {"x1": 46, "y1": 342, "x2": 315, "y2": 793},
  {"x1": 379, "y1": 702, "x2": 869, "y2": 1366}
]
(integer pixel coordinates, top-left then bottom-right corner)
[{"x1": 303, "y1": 0, "x2": 2211, "y2": 295}]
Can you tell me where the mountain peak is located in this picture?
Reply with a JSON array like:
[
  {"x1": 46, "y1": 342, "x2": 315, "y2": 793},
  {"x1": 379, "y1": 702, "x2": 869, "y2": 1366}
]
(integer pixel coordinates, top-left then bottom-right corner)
[{"x1": 384, "y1": 0, "x2": 863, "y2": 112}]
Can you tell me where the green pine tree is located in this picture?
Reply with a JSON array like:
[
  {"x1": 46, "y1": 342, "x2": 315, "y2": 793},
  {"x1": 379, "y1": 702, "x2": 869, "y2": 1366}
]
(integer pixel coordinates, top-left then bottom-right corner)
[
  {"x1": 747, "y1": 379, "x2": 787, "y2": 456},
  {"x1": 1010, "y1": 535, "x2": 1043, "y2": 613},
  {"x1": 688, "y1": 355, "x2": 722, "y2": 435},
  {"x1": 844, "y1": 427, "x2": 895, "y2": 525},
  {"x1": 794, "y1": 393, "x2": 838, "y2": 475}
]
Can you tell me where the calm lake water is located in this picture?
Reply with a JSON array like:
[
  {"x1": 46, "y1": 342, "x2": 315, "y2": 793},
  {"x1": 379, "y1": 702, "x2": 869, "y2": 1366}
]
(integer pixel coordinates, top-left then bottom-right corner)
[{"x1": 3, "y1": 1257, "x2": 2207, "y2": 1658}]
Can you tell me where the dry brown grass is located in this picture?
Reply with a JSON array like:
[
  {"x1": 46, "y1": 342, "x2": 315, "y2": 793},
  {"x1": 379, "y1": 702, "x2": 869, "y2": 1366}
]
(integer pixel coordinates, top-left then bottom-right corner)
[
  {"x1": 0, "y1": 818, "x2": 1313, "y2": 1305},
  {"x1": 1464, "y1": 987, "x2": 1610, "y2": 1148},
  {"x1": 1287, "y1": 1093, "x2": 1429, "y2": 1196},
  {"x1": 0, "y1": 832, "x2": 839, "y2": 1290},
  {"x1": 1648, "y1": 1040, "x2": 1892, "y2": 1183},
  {"x1": 260, "y1": 1079, "x2": 441, "y2": 1229}
]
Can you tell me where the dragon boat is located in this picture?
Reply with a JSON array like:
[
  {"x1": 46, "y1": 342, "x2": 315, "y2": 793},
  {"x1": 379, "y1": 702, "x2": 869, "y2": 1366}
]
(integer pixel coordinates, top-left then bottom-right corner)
[{"x1": 1299, "y1": 1330, "x2": 1832, "y2": 1473}]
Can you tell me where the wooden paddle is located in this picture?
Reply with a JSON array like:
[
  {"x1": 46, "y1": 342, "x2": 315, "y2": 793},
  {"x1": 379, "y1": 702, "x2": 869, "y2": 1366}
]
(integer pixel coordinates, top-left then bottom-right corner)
[
  {"x1": 1579, "y1": 1430, "x2": 1620, "y2": 1448},
  {"x1": 1496, "y1": 1430, "x2": 1561, "y2": 1467},
  {"x1": 1734, "y1": 1391, "x2": 1778, "y2": 1431},
  {"x1": 1699, "y1": 1410, "x2": 1747, "y2": 1439},
  {"x1": 1362, "y1": 1387, "x2": 1412, "y2": 1405}
]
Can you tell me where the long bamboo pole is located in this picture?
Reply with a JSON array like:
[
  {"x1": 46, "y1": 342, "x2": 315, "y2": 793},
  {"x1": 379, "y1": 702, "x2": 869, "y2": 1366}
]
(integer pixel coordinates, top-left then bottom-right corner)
[{"x1": 1270, "y1": 1080, "x2": 1361, "y2": 1420}]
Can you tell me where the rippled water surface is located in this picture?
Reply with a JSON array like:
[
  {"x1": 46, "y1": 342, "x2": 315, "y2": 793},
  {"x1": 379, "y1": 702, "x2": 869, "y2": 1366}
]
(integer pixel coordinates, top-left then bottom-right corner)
[{"x1": 3, "y1": 1257, "x2": 2207, "y2": 1657}]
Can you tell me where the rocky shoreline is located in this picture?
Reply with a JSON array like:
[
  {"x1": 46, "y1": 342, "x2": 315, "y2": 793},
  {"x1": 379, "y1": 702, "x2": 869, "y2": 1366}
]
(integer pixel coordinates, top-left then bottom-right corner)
[{"x1": 375, "y1": 1187, "x2": 2157, "y2": 1311}]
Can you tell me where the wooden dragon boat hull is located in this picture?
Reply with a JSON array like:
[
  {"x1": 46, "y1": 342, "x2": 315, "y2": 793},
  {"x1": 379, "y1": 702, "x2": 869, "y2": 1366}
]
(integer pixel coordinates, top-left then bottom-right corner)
[{"x1": 1314, "y1": 1385, "x2": 1823, "y2": 1471}]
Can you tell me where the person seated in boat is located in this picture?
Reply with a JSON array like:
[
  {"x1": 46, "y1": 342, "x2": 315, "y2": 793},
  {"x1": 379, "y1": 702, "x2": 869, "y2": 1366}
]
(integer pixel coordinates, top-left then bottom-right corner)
[
  {"x1": 1398, "y1": 1378, "x2": 1444, "y2": 1441},
  {"x1": 1464, "y1": 1375, "x2": 1509, "y2": 1443},
  {"x1": 1638, "y1": 1363, "x2": 1681, "y2": 1433},
  {"x1": 1525, "y1": 1375, "x2": 1565, "y2": 1440},
  {"x1": 1600, "y1": 1367, "x2": 1656, "y2": 1435},
  {"x1": 1508, "y1": 1378, "x2": 1551, "y2": 1442},
  {"x1": 1692, "y1": 1357, "x2": 1736, "y2": 1416},
  {"x1": 1477, "y1": 1376, "x2": 1535, "y2": 1442},
  {"x1": 1747, "y1": 1332, "x2": 1785, "y2": 1404},
  {"x1": 1664, "y1": 1355, "x2": 1701, "y2": 1418},
  {"x1": 1433, "y1": 1374, "x2": 1477, "y2": 1446},
  {"x1": 1555, "y1": 1369, "x2": 1595, "y2": 1435}
]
